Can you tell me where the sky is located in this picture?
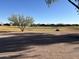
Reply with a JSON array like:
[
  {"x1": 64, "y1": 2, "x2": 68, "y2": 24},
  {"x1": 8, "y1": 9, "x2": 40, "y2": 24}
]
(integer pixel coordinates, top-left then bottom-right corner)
[{"x1": 0, "y1": 0, "x2": 79, "y2": 24}]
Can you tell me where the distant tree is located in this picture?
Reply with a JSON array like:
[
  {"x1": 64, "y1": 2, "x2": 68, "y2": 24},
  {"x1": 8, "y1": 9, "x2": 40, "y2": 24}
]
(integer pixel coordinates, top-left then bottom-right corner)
[
  {"x1": 71, "y1": 24, "x2": 79, "y2": 26},
  {"x1": 3, "y1": 23, "x2": 10, "y2": 26},
  {"x1": 8, "y1": 15, "x2": 34, "y2": 32}
]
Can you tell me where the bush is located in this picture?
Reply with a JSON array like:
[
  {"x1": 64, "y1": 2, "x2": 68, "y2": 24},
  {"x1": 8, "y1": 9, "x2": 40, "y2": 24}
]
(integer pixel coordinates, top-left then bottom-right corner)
[{"x1": 56, "y1": 29, "x2": 60, "y2": 31}]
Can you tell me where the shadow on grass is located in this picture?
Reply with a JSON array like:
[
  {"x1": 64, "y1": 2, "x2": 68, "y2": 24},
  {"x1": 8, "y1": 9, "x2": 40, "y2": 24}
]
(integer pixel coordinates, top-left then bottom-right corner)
[{"x1": 0, "y1": 33, "x2": 79, "y2": 59}]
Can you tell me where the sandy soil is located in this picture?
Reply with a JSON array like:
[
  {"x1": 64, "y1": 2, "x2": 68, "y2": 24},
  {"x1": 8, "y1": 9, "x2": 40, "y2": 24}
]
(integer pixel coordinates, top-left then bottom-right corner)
[{"x1": 0, "y1": 32, "x2": 79, "y2": 59}]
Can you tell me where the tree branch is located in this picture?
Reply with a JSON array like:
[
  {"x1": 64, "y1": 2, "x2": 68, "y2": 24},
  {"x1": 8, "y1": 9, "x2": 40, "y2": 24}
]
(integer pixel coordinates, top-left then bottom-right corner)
[{"x1": 68, "y1": 0, "x2": 79, "y2": 9}]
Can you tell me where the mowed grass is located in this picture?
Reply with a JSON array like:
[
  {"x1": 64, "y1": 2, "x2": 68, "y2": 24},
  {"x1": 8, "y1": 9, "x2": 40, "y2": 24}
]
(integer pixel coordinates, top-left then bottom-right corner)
[{"x1": 0, "y1": 26, "x2": 79, "y2": 33}]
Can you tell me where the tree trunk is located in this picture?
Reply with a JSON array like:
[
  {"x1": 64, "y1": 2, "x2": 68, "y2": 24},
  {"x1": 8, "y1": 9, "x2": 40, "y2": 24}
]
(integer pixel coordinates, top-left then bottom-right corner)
[
  {"x1": 21, "y1": 28, "x2": 24, "y2": 32},
  {"x1": 68, "y1": 0, "x2": 79, "y2": 9}
]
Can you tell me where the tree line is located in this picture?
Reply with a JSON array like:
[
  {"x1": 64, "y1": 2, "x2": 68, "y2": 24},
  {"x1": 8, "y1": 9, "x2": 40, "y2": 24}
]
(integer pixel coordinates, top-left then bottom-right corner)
[
  {"x1": 32, "y1": 24, "x2": 79, "y2": 27},
  {"x1": 1, "y1": 23, "x2": 79, "y2": 27}
]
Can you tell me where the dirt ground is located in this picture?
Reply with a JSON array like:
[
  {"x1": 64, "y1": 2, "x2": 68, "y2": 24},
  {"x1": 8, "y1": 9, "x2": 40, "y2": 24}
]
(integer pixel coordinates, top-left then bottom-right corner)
[{"x1": 0, "y1": 31, "x2": 79, "y2": 59}]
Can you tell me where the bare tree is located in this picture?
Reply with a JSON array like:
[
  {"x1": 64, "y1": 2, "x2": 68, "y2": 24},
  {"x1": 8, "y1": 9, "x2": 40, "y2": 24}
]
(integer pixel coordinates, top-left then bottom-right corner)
[{"x1": 8, "y1": 15, "x2": 34, "y2": 32}]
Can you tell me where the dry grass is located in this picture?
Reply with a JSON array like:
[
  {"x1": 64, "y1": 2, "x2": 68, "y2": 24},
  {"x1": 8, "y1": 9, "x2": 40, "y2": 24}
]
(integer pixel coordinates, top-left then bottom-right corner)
[
  {"x1": 0, "y1": 26, "x2": 79, "y2": 34},
  {"x1": 0, "y1": 26, "x2": 19, "y2": 32}
]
